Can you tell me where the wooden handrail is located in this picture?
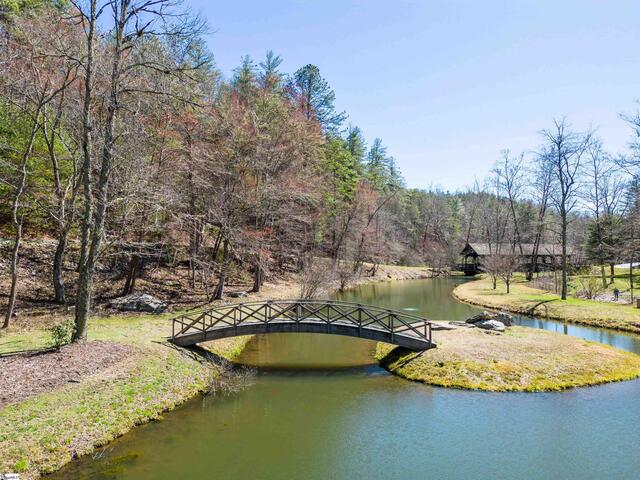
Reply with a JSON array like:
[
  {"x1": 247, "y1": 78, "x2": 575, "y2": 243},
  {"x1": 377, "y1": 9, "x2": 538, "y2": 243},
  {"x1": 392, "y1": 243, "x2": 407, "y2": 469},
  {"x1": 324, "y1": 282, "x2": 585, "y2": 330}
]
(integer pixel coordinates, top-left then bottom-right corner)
[{"x1": 168, "y1": 299, "x2": 433, "y2": 347}]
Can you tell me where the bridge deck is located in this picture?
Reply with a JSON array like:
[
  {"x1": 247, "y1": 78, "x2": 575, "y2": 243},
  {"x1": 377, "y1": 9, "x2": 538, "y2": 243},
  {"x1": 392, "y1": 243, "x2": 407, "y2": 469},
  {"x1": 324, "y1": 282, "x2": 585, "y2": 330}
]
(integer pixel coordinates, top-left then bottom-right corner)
[{"x1": 168, "y1": 300, "x2": 435, "y2": 351}]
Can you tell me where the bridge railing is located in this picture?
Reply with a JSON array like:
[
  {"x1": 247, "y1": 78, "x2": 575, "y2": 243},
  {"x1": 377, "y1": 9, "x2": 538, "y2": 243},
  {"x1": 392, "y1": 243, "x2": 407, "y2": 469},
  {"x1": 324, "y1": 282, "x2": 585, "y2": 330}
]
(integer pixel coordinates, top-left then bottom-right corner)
[{"x1": 170, "y1": 300, "x2": 432, "y2": 345}]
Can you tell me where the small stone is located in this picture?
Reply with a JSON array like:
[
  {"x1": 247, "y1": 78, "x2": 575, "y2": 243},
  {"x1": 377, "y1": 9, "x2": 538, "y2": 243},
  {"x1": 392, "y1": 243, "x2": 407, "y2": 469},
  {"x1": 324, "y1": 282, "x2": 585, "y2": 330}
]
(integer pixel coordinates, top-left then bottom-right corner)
[
  {"x1": 475, "y1": 319, "x2": 506, "y2": 332},
  {"x1": 465, "y1": 311, "x2": 493, "y2": 324}
]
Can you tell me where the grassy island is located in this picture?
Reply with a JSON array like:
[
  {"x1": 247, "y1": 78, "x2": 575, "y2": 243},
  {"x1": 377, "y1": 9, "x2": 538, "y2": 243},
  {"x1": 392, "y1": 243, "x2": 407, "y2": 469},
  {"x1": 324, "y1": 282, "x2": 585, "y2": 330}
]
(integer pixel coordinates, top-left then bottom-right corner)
[
  {"x1": 376, "y1": 326, "x2": 640, "y2": 392},
  {"x1": 452, "y1": 276, "x2": 640, "y2": 333}
]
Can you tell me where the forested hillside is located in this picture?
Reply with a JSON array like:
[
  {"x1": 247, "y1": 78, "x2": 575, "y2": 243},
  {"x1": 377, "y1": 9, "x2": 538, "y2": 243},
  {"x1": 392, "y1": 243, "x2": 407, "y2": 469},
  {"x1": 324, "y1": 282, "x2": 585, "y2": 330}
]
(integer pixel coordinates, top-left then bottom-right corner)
[{"x1": 3, "y1": 0, "x2": 640, "y2": 338}]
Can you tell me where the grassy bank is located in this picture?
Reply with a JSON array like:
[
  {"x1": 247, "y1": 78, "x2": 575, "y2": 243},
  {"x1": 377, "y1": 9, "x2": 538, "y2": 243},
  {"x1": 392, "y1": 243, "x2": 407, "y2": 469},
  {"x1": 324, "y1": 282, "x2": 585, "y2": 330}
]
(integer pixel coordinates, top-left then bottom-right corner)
[
  {"x1": 452, "y1": 276, "x2": 640, "y2": 333},
  {"x1": 0, "y1": 278, "x2": 299, "y2": 479},
  {"x1": 376, "y1": 326, "x2": 640, "y2": 391},
  {"x1": 0, "y1": 313, "x2": 250, "y2": 479},
  {"x1": 0, "y1": 265, "x2": 433, "y2": 479}
]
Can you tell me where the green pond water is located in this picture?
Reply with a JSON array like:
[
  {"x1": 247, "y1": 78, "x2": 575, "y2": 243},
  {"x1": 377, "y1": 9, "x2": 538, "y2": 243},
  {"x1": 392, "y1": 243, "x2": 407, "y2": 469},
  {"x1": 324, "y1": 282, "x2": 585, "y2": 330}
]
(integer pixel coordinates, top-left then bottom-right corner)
[{"x1": 52, "y1": 278, "x2": 640, "y2": 479}]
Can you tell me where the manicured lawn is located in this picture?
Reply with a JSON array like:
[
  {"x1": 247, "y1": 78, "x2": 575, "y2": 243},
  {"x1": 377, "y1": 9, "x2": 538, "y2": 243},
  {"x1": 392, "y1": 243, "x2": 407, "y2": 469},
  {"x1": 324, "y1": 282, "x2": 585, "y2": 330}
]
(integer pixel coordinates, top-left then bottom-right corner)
[{"x1": 453, "y1": 276, "x2": 640, "y2": 333}]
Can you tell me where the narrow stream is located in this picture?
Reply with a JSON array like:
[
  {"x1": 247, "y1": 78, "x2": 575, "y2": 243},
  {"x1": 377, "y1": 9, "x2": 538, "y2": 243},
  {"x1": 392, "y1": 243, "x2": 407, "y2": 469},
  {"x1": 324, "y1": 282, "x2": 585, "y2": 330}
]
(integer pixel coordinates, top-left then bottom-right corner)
[{"x1": 52, "y1": 278, "x2": 640, "y2": 479}]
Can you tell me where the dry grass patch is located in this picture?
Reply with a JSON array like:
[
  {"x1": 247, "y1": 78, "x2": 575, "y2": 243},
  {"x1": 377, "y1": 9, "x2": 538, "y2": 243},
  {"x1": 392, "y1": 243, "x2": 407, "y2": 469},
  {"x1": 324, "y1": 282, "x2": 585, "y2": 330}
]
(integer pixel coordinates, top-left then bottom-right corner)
[{"x1": 376, "y1": 326, "x2": 640, "y2": 392}]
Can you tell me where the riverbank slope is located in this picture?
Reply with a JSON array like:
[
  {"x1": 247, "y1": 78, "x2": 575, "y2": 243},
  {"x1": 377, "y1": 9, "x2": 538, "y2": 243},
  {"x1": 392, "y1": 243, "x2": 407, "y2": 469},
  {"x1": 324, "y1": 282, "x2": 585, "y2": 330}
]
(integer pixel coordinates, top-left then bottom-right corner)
[
  {"x1": 452, "y1": 276, "x2": 640, "y2": 333},
  {"x1": 0, "y1": 265, "x2": 433, "y2": 479}
]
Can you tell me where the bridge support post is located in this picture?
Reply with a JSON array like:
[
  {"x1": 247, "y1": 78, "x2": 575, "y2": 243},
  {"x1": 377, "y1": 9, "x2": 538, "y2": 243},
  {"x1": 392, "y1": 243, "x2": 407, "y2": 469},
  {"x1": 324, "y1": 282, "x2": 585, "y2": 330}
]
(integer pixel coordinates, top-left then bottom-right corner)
[
  {"x1": 389, "y1": 312, "x2": 394, "y2": 343},
  {"x1": 233, "y1": 308, "x2": 237, "y2": 336}
]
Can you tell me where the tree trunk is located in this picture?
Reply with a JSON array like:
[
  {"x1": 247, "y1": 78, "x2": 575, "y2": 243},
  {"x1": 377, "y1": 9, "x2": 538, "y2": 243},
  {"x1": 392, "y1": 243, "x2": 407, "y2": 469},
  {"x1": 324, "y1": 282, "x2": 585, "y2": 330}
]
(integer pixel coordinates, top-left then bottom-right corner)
[
  {"x1": 189, "y1": 219, "x2": 202, "y2": 289},
  {"x1": 52, "y1": 229, "x2": 68, "y2": 304},
  {"x1": 211, "y1": 230, "x2": 223, "y2": 261},
  {"x1": 212, "y1": 239, "x2": 229, "y2": 300},
  {"x1": 4, "y1": 221, "x2": 23, "y2": 328},
  {"x1": 600, "y1": 264, "x2": 607, "y2": 288},
  {"x1": 630, "y1": 260, "x2": 634, "y2": 304},
  {"x1": 121, "y1": 255, "x2": 140, "y2": 296},
  {"x1": 250, "y1": 261, "x2": 263, "y2": 293},
  {"x1": 610, "y1": 263, "x2": 615, "y2": 284},
  {"x1": 43, "y1": 89, "x2": 79, "y2": 306},
  {"x1": 560, "y1": 210, "x2": 568, "y2": 300},
  {"x1": 3, "y1": 105, "x2": 41, "y2": 328},
  {"x1": 73, "y1": 0, "x2": 97, "y2": 342},
  {"x1": 74, "y1": 0, "x2": 123, "y2": 342}
]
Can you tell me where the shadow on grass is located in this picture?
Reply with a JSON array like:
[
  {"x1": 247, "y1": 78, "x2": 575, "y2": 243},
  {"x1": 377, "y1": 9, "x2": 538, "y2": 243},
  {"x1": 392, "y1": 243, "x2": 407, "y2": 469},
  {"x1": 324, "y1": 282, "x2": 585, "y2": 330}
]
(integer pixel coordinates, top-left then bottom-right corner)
[
  {"x1": 377, "y1": 346, "x2": 423, "y2": 368},
  {"x1": 153, "y1": 340, "x2": 227, "y2": 365},
  {"x1": 0, "y1": 345, "x2": 58, "y2": 358},
  {"x1": 154, "y1": 341, "x2": 256, "y2": 395}
]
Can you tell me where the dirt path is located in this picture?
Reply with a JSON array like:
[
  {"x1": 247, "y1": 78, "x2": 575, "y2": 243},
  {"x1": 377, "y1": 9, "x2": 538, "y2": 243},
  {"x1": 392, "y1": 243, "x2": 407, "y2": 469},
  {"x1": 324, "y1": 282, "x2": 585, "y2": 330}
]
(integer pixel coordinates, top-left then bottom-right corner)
[{"x1": 0, "y1": 341, "x2": 136, "y2": 408}]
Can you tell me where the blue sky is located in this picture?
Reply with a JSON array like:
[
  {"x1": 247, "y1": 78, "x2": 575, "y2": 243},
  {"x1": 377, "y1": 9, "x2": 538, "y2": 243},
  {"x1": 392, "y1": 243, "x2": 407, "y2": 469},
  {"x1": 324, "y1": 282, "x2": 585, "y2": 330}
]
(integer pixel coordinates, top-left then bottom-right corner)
[{"x1": 188, "y1": 0, "x2": 640, "y2": 191}]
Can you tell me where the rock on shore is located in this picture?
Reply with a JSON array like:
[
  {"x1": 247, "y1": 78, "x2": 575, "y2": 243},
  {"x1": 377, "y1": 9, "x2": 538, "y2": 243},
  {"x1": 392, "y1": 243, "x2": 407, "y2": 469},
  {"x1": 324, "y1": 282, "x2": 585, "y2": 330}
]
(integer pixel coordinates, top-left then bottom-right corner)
[
  {"x1": 464, "y1": 310, "x2": 513, "y2": 331},
  {"x1": 108, "y1": 293, "x2": 167, "y2": 313}
]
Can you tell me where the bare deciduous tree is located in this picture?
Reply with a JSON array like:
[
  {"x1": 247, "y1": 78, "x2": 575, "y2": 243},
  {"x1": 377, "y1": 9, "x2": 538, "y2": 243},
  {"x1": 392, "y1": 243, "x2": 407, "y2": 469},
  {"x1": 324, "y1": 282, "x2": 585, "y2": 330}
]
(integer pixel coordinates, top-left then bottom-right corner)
[
  {"x1": 72, "y1": 0, "x2": 208, "y2": 341},
  {"x1": 494, "y1": 150, "x2": 525, "y2": 254},
  {"x1": 539, "y1": 118, "x2": 592, "y2": 300},
  {"x1": 0, "y1": 14, "x2": 77, "y2": 326}
]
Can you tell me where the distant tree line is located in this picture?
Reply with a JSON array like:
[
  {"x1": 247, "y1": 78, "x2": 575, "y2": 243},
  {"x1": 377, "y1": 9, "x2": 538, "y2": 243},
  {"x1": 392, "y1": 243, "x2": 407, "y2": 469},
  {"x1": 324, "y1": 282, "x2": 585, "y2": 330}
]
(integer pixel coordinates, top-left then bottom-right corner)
[{"x1": 3, "y1": 0, "x2": 640, "y2": 338}]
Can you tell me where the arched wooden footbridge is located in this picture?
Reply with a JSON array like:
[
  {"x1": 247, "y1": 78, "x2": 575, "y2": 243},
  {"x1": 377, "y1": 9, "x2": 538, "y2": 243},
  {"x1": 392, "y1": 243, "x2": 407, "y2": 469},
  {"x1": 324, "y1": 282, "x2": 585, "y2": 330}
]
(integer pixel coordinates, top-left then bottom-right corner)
[{"x1": 169, "y1": 300, "x2": 435, "y2": 351}]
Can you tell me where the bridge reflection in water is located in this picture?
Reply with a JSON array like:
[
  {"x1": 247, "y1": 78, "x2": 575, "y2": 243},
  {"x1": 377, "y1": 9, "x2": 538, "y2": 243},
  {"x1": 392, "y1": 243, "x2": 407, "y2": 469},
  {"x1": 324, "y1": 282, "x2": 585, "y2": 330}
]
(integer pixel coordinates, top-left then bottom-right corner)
[{"x1": 169, "y1": 300, "x2": 435, "y2": 351}]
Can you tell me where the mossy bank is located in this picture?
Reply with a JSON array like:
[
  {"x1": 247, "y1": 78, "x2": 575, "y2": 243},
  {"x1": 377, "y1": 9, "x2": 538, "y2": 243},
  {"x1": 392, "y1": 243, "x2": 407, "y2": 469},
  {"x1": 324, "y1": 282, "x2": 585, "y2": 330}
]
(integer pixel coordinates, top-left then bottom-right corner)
[{"x1": 376, "y1": 325, "x2": 640, "y2": 392}]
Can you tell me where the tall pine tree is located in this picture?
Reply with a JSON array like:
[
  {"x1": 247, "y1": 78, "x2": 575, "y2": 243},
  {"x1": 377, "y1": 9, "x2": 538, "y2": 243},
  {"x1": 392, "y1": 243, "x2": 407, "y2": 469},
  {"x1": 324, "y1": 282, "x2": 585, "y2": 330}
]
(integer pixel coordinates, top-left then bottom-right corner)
[{"x1": 290, "y1": 64, "x2": 346, "y2": 133}]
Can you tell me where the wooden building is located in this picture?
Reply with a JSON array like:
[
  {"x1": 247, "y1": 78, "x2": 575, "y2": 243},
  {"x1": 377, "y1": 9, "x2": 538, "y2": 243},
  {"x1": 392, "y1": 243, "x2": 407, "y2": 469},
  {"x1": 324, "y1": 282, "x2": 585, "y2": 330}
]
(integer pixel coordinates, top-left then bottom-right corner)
[{"x1": 459, "y1": 242, "x2": 576, "y2": 276}]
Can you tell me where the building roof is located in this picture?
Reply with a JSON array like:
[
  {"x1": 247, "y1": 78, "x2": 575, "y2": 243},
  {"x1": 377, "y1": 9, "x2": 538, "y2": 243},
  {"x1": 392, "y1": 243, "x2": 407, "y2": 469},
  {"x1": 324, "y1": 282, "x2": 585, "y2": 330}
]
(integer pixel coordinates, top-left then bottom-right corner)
[{"x1": 462, "y1": 242, "x2": 575, "y2": 256}]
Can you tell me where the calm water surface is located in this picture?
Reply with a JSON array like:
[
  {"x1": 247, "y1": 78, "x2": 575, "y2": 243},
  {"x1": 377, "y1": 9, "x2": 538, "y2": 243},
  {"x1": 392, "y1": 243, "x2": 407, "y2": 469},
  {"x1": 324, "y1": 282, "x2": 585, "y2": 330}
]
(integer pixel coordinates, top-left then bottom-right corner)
[{"x1": 53, "y1": 278, "x2": 640, "y2": 479}]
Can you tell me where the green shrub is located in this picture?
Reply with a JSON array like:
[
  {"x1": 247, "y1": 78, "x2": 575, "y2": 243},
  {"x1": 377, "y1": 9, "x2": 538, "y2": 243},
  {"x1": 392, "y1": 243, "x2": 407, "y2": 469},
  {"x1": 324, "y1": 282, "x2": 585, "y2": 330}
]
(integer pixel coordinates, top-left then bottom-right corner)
[{"x1": 48, "y1": 319, "x2": 76, "y2": 348}]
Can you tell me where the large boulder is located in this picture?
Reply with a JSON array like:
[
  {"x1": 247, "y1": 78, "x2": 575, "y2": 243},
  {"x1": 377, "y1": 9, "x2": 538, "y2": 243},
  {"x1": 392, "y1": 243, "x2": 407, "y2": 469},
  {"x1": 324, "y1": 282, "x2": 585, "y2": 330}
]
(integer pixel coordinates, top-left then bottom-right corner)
[
  {"x1": 227, "y1": 291, "x2": 248, "y2": 298},
  {"x1": 108, "y1": 293, "x2": 167, "y2": 313},
  {"x1": 475, "y1": 319, "x2": 506, "y2": 332},
  {"x1": 465, "y1": 310, "x2": 514, "y2": 327}
]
